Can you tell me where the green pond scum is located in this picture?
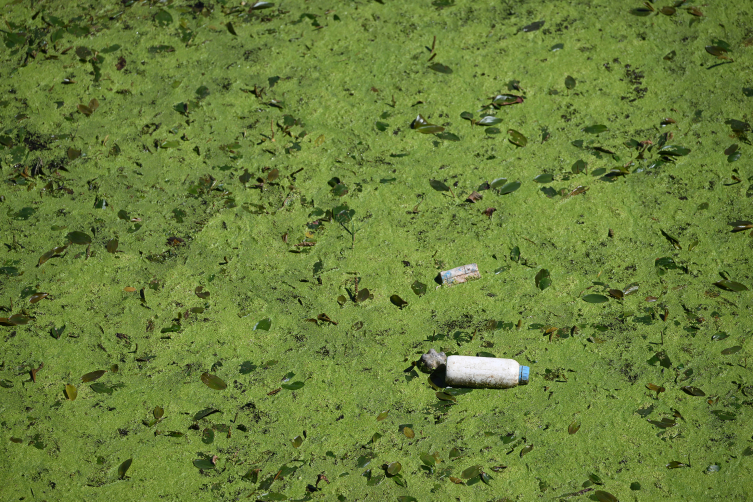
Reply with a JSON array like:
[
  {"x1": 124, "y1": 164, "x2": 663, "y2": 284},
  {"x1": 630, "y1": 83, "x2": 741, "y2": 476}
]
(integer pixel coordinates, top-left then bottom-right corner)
[{"x1": 1, "y1": 0, "x2": 752, "y2": 500}]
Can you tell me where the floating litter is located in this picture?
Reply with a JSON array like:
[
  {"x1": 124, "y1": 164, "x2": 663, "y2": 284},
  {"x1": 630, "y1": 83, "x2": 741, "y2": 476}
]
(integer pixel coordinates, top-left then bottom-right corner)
[{"x1": 440, "y1": 263, "x2": 480, "y2": 286}]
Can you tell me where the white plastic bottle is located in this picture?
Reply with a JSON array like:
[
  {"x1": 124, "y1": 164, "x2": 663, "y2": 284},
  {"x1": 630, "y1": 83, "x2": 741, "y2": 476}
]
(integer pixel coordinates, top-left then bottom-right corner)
[{"x1": 445, "y1": 355, "x2": 529, "y2": 389}]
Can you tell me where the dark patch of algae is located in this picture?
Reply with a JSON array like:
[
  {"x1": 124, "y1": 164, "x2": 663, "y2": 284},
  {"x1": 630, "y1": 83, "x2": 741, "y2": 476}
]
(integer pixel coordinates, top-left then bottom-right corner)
[{"x1": 1, "y1": 0, "x2": 752, "y2": 500}]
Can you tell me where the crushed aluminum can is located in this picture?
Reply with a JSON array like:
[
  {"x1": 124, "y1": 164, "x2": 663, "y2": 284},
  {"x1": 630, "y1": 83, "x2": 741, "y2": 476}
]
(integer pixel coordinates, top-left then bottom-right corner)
[{"x1": 440, "y1": 263, "x2": 480, "y2": 286}]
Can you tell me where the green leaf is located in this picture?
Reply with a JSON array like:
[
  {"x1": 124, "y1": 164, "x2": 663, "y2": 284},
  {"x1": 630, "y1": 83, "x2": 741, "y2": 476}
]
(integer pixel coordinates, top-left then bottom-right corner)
[
  {"x1": 200, "y1": 372, "x2": 227, "y2": 390},
  {"x1": 714, "y1": 280, "x2": 748, "y2": 292},
  {"x1": 711, "y1": 410, "x2": 736, "y2": 421},
  {"x1": 497, "y1": 181, "x2": 521, "y2": 195},
  {"x1": 386, "y1": 462, "x2": 402, "y2": 476},
  {"x1": 572, "y1": 159, "x2": 586, "y2": 174},
  {"x1": 510, "y1": 246, "x2": 520, "y2": 262},
  {"x1": 195, "y1": 85, "x2": 210, "y2": 100},
  {"x1": 728, "y1": 151, "x2": 741, "y2": 163},
  {"x1": 721, "y1": 346, "x2": 742, "y2": 355},
  {"x1": 428, "y1": 63, "x2": 452, "y2": 74},
  {"x1": 429, "y1": 179, "x2": 450, "y2": 192},
  {"x1": 565, "y1": 75, "x2": 576, "y2": 89},
  {"x1": 282, "y1": 381, "x2": 305, "y2": 390},
  {"x1": 533, "y1": 173, "x2": 553, "y2": 183},
  {"x1": 202, "y1": 428, "x2": 214, "y2": 444},
  {"x1": 81, "y1": 370, "x2": 106, "y2": 383},
  {"x1": 66, "y1": 231, "x2": 92, "y2": 245},
  {"x1": 90, "y1": 382, "x2": 114, "y2": 394},
  {"x1": 154, "y1": 9, "x2": 173, "y2": 26},
  {"x1": 582, "y1": 294, "x2": 608, "y2": 303},
  {"x1": 658, "y1": 145, "x2": 691, "y2": 156},
  {"x1": 593, "y1": 491, "x2": 619, "y2": 502},
  {"x1": 193, "y1": 458, "x2": 215, "y2": 469},
  {"x1": 461, "y1": 465, "x2": 481, "y2": 479},
  {"x1": 118, "y1": 458, "x2": 133, "y2": 479},
  {"x1": 390, "y1": 294, "x2": 408, "y2": 308},
  {"x1": 535, "y1": 269, "x2": 551, "y2": 290},
  {"x1": 435, "y1": 131, "x2": 460, "y2": 141},
  {"x1": 490, "y1": 177, "x2": 508, "y2": 189},
  {"x1": 478, "y1": 116, "x2": 502, "y2": 126},
  {"x1": 411, "y1": 281, "x2": 427, "y2": 296},
  {"x1": 415, "y1": 124, "x2": 444, "y2": 134},
  {"x1": 508, "y1": 129, "x2": 527, "y2": 147},
  {"x1": 583, "y1": 125, "x2": 608, "y2": 134},
  {"x1": 420, "y1": 453, "x2": 436, "y2": 467},
  {"x1": 254, "y1": 318, "x2": 272, "y2": 330}
]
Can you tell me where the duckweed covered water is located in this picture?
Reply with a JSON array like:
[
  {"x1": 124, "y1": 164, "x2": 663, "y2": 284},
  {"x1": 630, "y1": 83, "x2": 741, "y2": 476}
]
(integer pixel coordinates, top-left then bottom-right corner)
[{"x1": 1, "y1": 0, "x2": 752, "y2": 500}]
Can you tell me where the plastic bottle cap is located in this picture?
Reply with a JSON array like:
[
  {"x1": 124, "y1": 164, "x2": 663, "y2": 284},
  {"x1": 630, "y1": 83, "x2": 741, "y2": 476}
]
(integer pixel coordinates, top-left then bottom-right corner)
[{"x1": 519, "y1": 366, "x2": 530, "y2": 385}]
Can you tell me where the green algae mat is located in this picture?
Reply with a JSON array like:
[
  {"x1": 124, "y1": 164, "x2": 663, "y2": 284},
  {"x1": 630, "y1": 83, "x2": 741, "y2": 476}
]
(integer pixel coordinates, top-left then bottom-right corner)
[{"x1": 1, "y1": 0, "x2": 753, "y2": 500}]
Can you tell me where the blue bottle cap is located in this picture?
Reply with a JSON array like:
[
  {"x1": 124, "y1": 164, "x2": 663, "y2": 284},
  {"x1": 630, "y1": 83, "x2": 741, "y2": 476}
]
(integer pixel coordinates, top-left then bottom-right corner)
[{"x1": 519, "y1": 366, "x2": 530, "y2": 385}]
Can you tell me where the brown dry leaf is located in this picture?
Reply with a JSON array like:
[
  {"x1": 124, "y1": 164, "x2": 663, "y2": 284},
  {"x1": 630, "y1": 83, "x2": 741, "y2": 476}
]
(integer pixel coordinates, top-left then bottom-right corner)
[
  {"x1": 124, "y1": 287, "x2": 137, "y2": 292},
  {"x1": 466, "y1": 191, "x2": 482, "y2": 203}
]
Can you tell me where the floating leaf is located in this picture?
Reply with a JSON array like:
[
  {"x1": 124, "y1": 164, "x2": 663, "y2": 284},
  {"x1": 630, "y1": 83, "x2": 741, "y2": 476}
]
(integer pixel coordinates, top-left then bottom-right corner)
[
  {"x1": 81, "y1": 370, "x2": 106, "y2": 383},
  {"x1": 497, "y1": 181, "x2": 521, "y2": 195},
  {"x1": 390, "y1": 295, "x2": 408, "y2": 309},
  {"x1": 490, "y1": 177, "x2": 508, "y2": 189},
  {"x1": 397, "y1": 497, "x2": 418, "y2": 502},
  {"x1": 282, "y1": 381, "x2": 305, "y2": 390},
  {"x1": 705, "y1": 45, "x2": 730, "y2": 59},
  {"x1": 660, "y1": 229, "x2": 681, "y2": 249},
  {"x1": 193, "y1": 408, "x2": 221, "y2": 421},
  {"x1": 420, "y1": 453, "x2": 436, "y2": 467},
  {"x1": 583, "y1": 125, "x2": 608, "y2": 134},
  {"x1": 153, "y1": 406, "x2": 164, "y2": 419},
  {"x1": 478, "y1": 116, "x2": 502, "y2": 126},
  {"x1": 429, "y1": 179, "x2": 450, "y2": 192},
  {"x1": 106, "y1": 239, "x2": 118, "y2": 254},
  {"x1": 200, "y1": 372, "x2": 227, "y2": 390},
  {"x1": 565, "y1": 75, "x2": 576, "y2": 90},
  {"x1": 118, "y1": 458, "x2": 133, "y2": 479},
  {"x1": 535, "y1": 269, "x2": 551, "y2": 291},
  {"x1": 376, "y1": 411, "x2": 389, "y2": 421},
  {"x1": 522, "y1": 20, "x2": 544, "y2": 32},
  {"x1": 428, "y1": 63, "x2": 452, "y2": 74},
  {"x1": 435, "y1": 131, "x2": 460, "y2": 141},
  {"x1": 65, "y1": 383, "x2": 77, "y2": 400},
  {"x1": 66, "y1": 231, "x2": 92, "y2": 245},
  {"x1": 491, "y1": 94, "x2": 524, "y2": 107},
  {"x1": 403, "y1": 426, "x2": 415, "y2": 438},
  {"x1": 714, "y1": 280, "x2": 748, "y2": 292},
  {"x1": 386, "y1": 462, "x2": 402, "y2": 476},
  {"x1": 508, "y1": 129, "x2": 527, "y2": 147},
  {"x1": 658, "y1": 145, "x2": 691, "y2": 156},
  {"x1": 593, "y1": 491, "x2": 619, "y2": 502},
  {"x1": 721, "y1": 346, "x2": 742, "y2": 355},
  {"x1": 202, "y1": 428, "x2": 214, "y2": 444},
  {"x1": 712, "y1": 410, "x2": 736, "y2": 421},
  {"x1": 411, "y1": 281, "x2": 427, "y2": 296},
  {"x1": 291, "y1": 435, "x2": 303, "y2": 448},
  {"x1": 356, "y1": 288, "x2": 371, "y2": 303},
  {"x1": 461, "y1": 465, "x2": 481, "y2": 479},
  {"x1": 254, "y1": 318, "x2": 272, "y2": 330},
  {"x1": 520, "y1": 445, "x2": 533, "y2": 457},
  {"x1": 193, "y1": 458, "x2": 215, "y2": 469},
  {"x1": 728, "y1": 151, "x2": 741, "y2": 163},
  {"x1": 583, "y1": 294, "x2": 608, "y2": 304},
  {"x1": 534, "y1": 173, "x2": 554, "y2": 183},
  {"x1": 681, "y1": 386, "x2": 706, "y2": 396},
  {"x1": 568, "y1": 420, "x2": 581, "y2": 434}
]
